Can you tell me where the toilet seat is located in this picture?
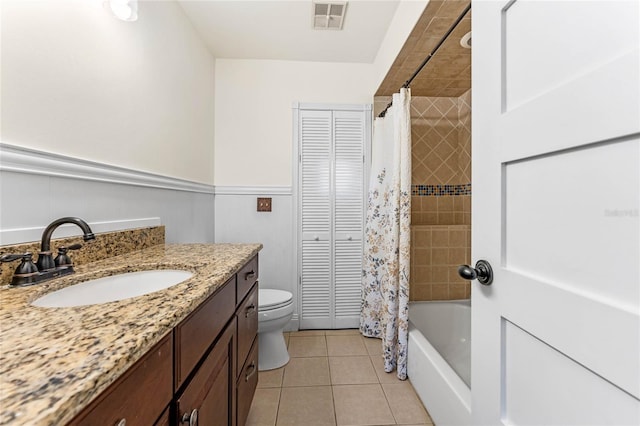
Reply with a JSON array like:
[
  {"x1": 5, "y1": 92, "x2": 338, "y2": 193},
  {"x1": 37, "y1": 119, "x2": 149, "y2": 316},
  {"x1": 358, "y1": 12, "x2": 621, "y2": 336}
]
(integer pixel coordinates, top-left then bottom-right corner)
[{"x1": 259, "y1": 289, "x2": 293, "y2": 311}]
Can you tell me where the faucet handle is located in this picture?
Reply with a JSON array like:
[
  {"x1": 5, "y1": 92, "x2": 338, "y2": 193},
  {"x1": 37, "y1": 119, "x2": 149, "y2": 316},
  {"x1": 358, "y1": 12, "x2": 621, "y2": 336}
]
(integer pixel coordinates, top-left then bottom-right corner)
[
  {"x1": 2, "y1": 252, "x2": 39, "y2": 277},
  {"x1": 55, "y1": 244, "x2": 82, "y2": 267},
  {"x1": 15, "y1": 253, "x2": 39, "y2": 276},
  {"x1": 1, "y1": 253, "x2": 25, "y2": 263}
]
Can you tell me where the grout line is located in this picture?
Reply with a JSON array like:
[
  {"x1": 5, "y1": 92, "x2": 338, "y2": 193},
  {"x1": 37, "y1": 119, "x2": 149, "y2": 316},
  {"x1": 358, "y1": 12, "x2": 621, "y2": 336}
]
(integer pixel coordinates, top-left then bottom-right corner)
[
  {"x1": 274, "y1": 386, "x2": 282, "y2": 426},
  {"x1": 379, "y1": 382, "x2": 400, "y2": 425},
  {"x1": 329, "y1": 382, "x2": 338, "y2": 426},
  {"x1": 327, "y1": 345, "x2": 333, "y2": 386}
]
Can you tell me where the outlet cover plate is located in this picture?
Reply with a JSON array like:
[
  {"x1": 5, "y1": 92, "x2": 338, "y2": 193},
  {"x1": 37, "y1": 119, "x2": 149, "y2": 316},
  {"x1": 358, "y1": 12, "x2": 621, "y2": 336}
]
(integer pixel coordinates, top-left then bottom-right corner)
[{"x1": 257, "y1": 197, "x2": 272, "y2": 212}]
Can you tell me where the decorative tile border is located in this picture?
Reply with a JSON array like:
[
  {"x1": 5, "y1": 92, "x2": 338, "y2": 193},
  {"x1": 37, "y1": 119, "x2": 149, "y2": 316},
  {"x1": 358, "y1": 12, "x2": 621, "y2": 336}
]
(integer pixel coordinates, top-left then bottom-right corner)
[{"x1": 411, "y1": 183, "x2": 471, "y2": 196}]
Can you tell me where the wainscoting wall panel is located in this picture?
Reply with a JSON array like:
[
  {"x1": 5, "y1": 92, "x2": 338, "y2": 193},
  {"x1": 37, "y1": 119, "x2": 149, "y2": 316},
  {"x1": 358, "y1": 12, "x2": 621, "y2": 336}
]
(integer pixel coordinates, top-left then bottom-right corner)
[
  {"x1": 0, "y1": 144, "x2": 215, "y2": 245},
  {"x1": 214, "y1": 187, "x2": 297, "y2": 330}
]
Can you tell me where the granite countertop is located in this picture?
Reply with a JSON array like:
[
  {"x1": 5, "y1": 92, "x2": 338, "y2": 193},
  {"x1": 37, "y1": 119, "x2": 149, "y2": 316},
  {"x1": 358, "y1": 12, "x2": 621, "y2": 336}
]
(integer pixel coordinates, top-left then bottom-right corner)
[{"x1": 0, "y1": 243, "x2": 262, "y2": 426}]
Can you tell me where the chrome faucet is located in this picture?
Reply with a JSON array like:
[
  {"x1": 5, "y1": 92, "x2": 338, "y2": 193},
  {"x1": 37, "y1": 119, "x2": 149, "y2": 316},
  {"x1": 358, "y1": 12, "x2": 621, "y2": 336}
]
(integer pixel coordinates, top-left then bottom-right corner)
[
  {"x1": 37, "y1": 217, "x2": 95, "y2": 271},
  {"x1": 1, "y1": 217, "x2": 95, "y2": 286}
]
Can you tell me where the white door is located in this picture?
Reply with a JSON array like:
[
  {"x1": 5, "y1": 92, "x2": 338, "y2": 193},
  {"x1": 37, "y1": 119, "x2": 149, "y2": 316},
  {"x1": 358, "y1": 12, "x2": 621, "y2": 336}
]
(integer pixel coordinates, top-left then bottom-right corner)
[
  {"x1": 295, "y1": 105, "x2": 370, "y2": 329},
  {"x1": 472, "y1": 1, "x2": 639, "y2": 425}
]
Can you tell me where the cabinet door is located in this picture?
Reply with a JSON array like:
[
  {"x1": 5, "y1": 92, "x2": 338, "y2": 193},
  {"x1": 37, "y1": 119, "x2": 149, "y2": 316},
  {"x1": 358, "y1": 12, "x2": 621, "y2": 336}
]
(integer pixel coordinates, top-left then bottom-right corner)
[
  {"x1": 67, "y1": 334, "x2": 172, "y2": 426},
  {"x1": 236, "y1": 283, "x2": 258, "y2": 380},
  {"x1": 176, "y1": 318, "x2": 236, "y2": 426},
  {"x1": 175, "y1": 278, "x2": 236, "y2": 390},
  {"x1": 237, "y1": 339, "x2": 259, "y2": 426}
]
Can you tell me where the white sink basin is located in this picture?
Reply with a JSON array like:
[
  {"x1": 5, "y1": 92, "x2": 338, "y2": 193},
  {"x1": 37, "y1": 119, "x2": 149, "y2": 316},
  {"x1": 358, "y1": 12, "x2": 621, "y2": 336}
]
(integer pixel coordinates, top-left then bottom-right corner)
[{"x1": 32, "y1": 270, "x2": 193, "y2": 308}]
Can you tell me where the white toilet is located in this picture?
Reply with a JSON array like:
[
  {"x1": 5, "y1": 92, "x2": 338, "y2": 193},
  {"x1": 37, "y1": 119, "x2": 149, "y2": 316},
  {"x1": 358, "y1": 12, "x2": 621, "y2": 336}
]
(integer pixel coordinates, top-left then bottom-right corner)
[{"x1": 258, "y1": 288, "x2": 294, "y2": 371}]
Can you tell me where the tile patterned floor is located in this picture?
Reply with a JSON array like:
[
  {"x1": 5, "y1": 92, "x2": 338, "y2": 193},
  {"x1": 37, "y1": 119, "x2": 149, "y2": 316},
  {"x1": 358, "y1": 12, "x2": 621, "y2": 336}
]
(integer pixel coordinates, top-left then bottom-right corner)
[{"x1": 246, "y1": 329, "x2": 434, "y2": 426}]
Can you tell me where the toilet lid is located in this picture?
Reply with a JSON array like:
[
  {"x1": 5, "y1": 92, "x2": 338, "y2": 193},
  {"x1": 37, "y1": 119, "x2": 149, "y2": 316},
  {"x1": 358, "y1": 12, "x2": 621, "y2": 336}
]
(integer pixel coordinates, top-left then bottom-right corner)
[{"x1": 259, "y1": 289, "x2": 293, "y2": 311}]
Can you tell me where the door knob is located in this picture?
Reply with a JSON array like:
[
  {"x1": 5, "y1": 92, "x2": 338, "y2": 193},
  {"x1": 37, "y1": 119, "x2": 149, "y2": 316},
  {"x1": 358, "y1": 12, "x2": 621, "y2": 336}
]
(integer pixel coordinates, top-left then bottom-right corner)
[{"x1": 458, "y1": 260, "x2": 493, "y2": 285}]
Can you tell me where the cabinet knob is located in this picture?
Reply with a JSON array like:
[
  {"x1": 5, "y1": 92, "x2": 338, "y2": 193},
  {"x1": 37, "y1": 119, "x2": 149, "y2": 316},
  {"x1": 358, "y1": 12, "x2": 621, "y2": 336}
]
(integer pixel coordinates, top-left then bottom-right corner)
[
  {"x1": 181, "y1": 408, "x2": 198, "y2": 426},
  {"x1": 115, "y1": 420, "x2": 126, "y2": 426},
  {"x1": 245, "y1": 361, "x2": 257, "y2": 382},
  {"x1": 245, "y1": 304, "x2": 257, "y2": 318},
  {"x1": 244, "y1": 270, "x2": 256, "y2": 280}
]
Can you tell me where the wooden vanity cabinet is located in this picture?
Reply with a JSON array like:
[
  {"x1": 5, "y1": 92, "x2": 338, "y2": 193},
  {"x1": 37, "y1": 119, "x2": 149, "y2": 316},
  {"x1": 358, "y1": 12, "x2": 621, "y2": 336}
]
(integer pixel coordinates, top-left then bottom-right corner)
[
  {"x1": 236, "y1": 284, "x2": 258, "y2": 376},
  {"x1": 67, "y1": 334, "x2": 173, "y2": 426},
  {"x1": 176, "y1": 318, "x2": 236, "y2": 426},
  {"x1": 236, "y1": 283, "x2": 259, "y2": 425},
  {"x1": 237, "y1": 256, "x2": 258, "y2": 303},
  {"x1": 66, "y1": 255, "x2": 260, "y2": 426},
  {"x1": 174, "y1": 276, "x2": 236, "y2": 391}
]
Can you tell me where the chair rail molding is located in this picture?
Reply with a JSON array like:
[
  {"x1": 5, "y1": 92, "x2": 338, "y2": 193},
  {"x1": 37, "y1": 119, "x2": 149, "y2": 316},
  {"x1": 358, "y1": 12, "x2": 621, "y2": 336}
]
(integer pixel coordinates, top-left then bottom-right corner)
[{"x1": 0, "y1": 143, "x2": 215, "y2": 194}]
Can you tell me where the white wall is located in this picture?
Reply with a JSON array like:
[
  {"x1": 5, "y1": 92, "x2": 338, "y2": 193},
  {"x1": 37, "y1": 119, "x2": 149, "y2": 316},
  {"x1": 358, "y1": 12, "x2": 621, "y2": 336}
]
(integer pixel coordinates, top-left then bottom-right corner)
[
  {"x1": 214, "y1": 59, "x2": 373, "y2": 187},
  {"x1": 1, "y1": 0, "x2": 216, "y2": 184},
  {"x1": 0, "y1": 145, "x2": 215, "y2": 245},
  {"x1": 0, "y1": 1, "x2": 216, "y2": 245},
  {"x1": 213, "y1": 1, "x2": 426, "y2": 187}
]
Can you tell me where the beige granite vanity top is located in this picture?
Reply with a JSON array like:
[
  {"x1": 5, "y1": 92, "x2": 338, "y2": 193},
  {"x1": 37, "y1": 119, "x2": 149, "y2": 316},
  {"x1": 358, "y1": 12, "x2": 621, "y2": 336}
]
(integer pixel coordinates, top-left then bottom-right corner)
[{"x1": 0, "y1": 243, "x2": 262, "y2": 426}]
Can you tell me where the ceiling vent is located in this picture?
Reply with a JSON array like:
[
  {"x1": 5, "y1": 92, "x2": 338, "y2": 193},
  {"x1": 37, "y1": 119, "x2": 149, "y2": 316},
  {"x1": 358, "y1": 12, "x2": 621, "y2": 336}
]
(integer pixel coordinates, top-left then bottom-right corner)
[{"x1": 313, "y1": 2, "x2": 347, "y2": 30}]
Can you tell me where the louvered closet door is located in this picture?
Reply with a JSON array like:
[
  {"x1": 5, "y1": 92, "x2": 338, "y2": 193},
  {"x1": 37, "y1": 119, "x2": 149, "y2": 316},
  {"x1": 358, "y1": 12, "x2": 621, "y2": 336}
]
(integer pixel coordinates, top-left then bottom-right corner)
[
  {"x1": 298, "y1": 107, "x2": 366, "y2": 330},
  {"x1": 300, "y1": 110, "x2": 332, "y2": 327},
  {"x1": 333, "y1": 111, "x2": 364, "y2": 329}
]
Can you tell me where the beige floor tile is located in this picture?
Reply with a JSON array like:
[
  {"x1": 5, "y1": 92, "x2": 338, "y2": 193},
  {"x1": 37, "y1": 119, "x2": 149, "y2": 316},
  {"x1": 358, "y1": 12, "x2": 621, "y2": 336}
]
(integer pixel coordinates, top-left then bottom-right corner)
[
  {"x1": 325, "y1": 329, "x2": 361, "y2": 336},
  {"x1": 382, "y1": 382, "x2": 431, "y2": 425},
  {"x1": 370, "y1": 356, "x2": 404, "y2": 384},
  {"x1": 362, "y1": 336, "x2": 382, "y2": 356},
  {"x1": 288, "y1": 336, "x2": 328, "y2": 357},
  {"x1": 333, "y1": 384, "x2": 395, "y2": 426},
  {"x1": 258, "y1": 367, "x2": 285, "y2": 388},
  {"x1": 277, "y1": 386, "x2": 336, "y2": 426},
  {"x1": 290, "y1": 330, "x2": 326, "y2": 337},
  {"x1": 329, "y1": 356, "x2": 378, "y2": 385},
  {"x1": 326, "y1": 335, "x2": 368, "y2": 356},
  {"x1": 246, "y1": 388, "x2": 281, "y2": 426},
  {"x1": 283, "y1": 357, "x2": 331, "y2": 387}
]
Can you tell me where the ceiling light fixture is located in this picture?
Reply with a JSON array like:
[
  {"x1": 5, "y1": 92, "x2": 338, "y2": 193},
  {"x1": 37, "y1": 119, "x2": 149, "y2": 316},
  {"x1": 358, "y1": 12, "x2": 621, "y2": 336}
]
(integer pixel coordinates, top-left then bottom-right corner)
[
  {"x1": 108, "y1": 0, "x2": 138, "y2": 22},
  {"x1": 313, "y1": 1, "x2": 347, "y2": 30}
]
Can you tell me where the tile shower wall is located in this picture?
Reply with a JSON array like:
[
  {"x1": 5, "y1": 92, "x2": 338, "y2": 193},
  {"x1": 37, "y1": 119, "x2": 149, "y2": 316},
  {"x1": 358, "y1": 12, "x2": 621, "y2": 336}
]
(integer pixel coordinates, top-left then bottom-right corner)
[
  {"x1": 375, "y1": 89, "x2": 472, "y2": 301},
  {"x1": 411, "y1": 225, "x2": 471, "y2": 301}
]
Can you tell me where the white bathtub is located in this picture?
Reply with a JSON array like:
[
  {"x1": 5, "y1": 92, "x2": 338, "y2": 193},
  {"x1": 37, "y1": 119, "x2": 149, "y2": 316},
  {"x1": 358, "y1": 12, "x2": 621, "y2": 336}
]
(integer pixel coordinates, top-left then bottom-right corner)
[{"x1": 408, "y1": 300, "x2": 471, "y2": 426}]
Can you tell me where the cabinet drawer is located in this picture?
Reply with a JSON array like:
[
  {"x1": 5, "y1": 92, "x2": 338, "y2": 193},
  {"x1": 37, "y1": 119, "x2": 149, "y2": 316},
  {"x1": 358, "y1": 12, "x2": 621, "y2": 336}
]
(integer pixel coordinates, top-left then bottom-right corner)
[
  {"x1": 176, "y1": 318, "x2": 236, "y2": 426},
  {"x1": 68, "y1": 334, "x2": 172, "y2": 426},
  {"x1": 236, "y1": 283, "x2": 258, "y2": 378},
  {"x1": 175, "y1": 277, "x2": 236, "y2": 390},
  {"x1": 237, "y1": 255, "x2": 258, "y2": 304},
  {"x1": 237, "y1": 339, "x2": 259, "y2": 426},
  {"x1": 154, "y1": 406, "x2": 170, "y2": 426}
]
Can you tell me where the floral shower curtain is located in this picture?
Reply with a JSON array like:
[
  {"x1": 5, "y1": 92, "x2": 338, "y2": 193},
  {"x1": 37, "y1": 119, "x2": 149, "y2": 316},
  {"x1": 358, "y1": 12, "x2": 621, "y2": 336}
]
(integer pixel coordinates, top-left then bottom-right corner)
[{"x1": 361, "y1": 88, "x2": 411, "y2": 380}]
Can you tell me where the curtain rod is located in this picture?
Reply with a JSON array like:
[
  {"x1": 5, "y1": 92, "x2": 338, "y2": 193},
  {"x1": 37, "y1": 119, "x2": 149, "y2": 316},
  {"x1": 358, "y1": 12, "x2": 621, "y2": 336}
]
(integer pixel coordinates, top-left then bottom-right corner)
[{"x1": 378, "y1": 2, "x2": 472, "y2": 118}]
